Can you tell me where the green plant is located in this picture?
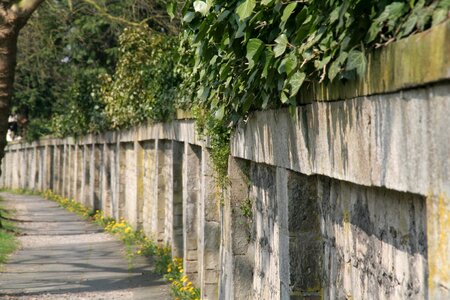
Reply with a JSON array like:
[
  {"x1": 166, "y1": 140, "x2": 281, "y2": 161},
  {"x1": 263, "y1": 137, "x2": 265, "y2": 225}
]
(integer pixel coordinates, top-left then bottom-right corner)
[
  {"x1": 0, "y1": 197, "x2": 18, "y2": 266},
  {"x1": 240, "y1": 197, "x2": 253, "y2": 219},
  {"x1": 173, "y1": 0, "x2": 449, "y2": 182},
  {"x1": 164, "y1": 257, "x2": 201, "y2": 300},
  {"x1": 43, "y1": 190, "x2": 91, "y2": 218},
  {"x1": 97, "y1": 25, "x2": 181, "y2": 128},
  {"x1": 193, "y1": 106, "x2": 231, "y2": 186}
]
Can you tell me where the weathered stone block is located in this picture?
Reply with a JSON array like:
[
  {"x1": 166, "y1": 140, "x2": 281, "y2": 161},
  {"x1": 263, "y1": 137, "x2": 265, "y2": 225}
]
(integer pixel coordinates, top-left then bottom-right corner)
[{"x1": 186, "y1": 249, "x2": 198, "y2": 261}]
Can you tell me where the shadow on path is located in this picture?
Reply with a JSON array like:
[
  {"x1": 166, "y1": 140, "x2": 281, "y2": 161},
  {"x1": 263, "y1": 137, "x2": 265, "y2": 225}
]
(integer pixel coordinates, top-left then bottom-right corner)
[{"x1": 0, "y1": 193, "x2": 171, "y2": 299}]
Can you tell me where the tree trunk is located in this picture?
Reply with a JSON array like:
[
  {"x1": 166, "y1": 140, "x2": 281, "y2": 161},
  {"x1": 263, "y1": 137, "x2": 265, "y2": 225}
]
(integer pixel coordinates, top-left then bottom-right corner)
[
  {"x1": 0, "y1": 27, "x2": 19, "y2": 178},
  {"x1": 0, "y1": 1, "x2": 44, "y2": 229},
  {"x1": 0, "y1": 0, "x2": 45, "y2": 178}
]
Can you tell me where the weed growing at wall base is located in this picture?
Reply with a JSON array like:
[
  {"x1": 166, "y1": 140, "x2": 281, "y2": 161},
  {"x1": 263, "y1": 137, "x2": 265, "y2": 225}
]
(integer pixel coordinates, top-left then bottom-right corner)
[
  {"x1": 43, "y1": 190, "x2": 92, "y2": 218},
  {"x1": 42, "y1": 190, "x2": 200, "y2": 300}
]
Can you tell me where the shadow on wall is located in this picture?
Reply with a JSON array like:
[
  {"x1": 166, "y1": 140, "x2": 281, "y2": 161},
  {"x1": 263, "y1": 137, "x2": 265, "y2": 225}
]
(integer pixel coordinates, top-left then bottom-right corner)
[
  {"x1": 318, "y1": 176, "x2": 427, "y2": 299},
  {"x1": 246, "y1": 162, "x2": 428, "y2": 299}
]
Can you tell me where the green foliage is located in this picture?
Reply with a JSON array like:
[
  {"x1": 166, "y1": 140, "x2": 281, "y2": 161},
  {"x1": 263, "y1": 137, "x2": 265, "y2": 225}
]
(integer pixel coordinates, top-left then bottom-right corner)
[
  {"x1": 175, "y1": 0, "x2": 448, "y2": 179},
  {"x1": 13, "y1": 0, "x2": 181, "y2": 139},
  {"x1": 192, "y1": 106, "x2": 231, "y2": 185},
  {"x1": 0, "y1": 230, "x2": 17, "y2": 265},
  {"x1": 240, "y1": 197, "x2": 253, "y2": 219},
  {"x1": 97, "y1": 26, "x2": 180, "y2": 128},
  {"x1": 179, "y1": 0, "x2": 448, "y2": 118},
  {"x1": 0, "y1": 198, "x2": 18, "y2": 265}
]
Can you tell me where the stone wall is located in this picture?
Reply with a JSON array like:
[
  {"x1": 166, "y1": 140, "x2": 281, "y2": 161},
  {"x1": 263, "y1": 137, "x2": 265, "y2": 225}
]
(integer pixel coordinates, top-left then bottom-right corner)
[{"x1": 1, "y1": 21, "x2": 449, "y2": 300}]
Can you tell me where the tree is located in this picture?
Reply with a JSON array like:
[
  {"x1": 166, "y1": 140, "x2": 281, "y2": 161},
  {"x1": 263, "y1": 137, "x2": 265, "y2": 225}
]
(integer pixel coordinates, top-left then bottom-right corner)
[
  {"x1": 12, "y1": 0, "x2": 180, "y2": 140},
  {"x1": 0, "y1": 0, "x2": 44, "y2": 175}
]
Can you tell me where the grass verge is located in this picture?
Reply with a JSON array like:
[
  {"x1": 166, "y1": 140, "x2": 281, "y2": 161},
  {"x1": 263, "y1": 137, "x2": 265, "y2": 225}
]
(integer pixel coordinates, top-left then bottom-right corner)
[{"x1": 0, "y1": 196, "x2": 18, "y2": 266}]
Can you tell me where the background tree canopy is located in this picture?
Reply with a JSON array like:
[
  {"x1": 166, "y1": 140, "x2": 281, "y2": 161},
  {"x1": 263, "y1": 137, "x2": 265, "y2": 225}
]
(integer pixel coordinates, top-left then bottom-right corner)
[{"x1": 12, "y1": 0, "x2": 180, "y2": 140}]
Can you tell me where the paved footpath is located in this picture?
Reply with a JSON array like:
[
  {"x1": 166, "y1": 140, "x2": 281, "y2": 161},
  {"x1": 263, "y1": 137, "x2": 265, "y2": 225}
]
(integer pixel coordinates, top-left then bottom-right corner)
[{"x1": 0, "y1": 192, "x2": 171, "y2": 300}]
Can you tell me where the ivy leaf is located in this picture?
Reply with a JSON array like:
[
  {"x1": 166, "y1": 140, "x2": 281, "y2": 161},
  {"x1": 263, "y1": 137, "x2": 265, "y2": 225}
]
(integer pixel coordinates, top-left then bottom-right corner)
[
  {"x1": 166, "y1": 2, "x2": 175, "y2": 20},
  {"x1": 261, "y1": 0, "x2": 274, "y2": 5},
  {"x1": 235, "y1": 21, "x2": 247, "y2": 39},
  {"x1": 399, "y1": 13, "x2": 418, "y2": 37},
  {"x1": 432, "y1": 8, "x2": 448, "y2": 26},
  {"x1": 281, "y1": 2, "x2": 297, "y2": 23},
  {"x1": 329, "y1": 5, "x2": 340, "y2": 24},
  {"x1": 367, "y1": 2, "x2": 407, "y2": 42},
  {"x1": 328, "y1": 51, "x2": 348, "y2": 81},
  {"x1": 193, "y1": 1, "x2": 210, "y2": 16},
  {"x1": 215, "y1": 105, "x2": 225, "y2": 120},
  {"x1": 280, "y1": 90, "x2": 289, "y2": 103},
  {"x1": 236, "y1": 0, "x2": 256, "y2": 21},
  {"x1": 183, "y1": 12, "x2": 196, "y2": 23},
  {"x1": 262, "y1": 49, "x2": 274, "y2": 78},
  {"x1": 261, "y1": 91, "x2": 269, "y2": 109},
  {"x1": 217, "y1": 9, "x2": 231, "y2": 22},
  {"x1": 416, "y1": 7, "x2": 432, "y2": 30},
  {"x1": 274, "y1": 34, "x2": 288, "y2": 58},
  {"x1": 246, "y1": 38, "x2": 264, "y2": 69},
  {"x1": 346, "y1": 49, "x2": 367, "y2": 78},
  {"x1": 288, "y1": 71, "x2": 305, "y2": 97},
  {"x1": 328, "y1": 60, "x2": 341, "y2": 82},
  {"x1": 386, "y1": 3, "x2": 407, "y2": 30},
  {"x1": 277, "y1": 51, "x2": 297, "y2": 76}
]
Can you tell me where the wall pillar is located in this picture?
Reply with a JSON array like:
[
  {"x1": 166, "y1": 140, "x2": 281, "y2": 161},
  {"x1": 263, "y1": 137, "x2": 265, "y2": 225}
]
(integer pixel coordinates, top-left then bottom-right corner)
[
  {"x1": 69, "y1": 145, "x2": 76, "y2": 199},
  {"x1": 31, "y1": 146, "x2": 38, "y2": 190},
  {"x1": 19, "y1": 149, "x2": 26, "y2": 189},
  {"x1": 172, "y1": 141, "x2": 184, "y2": 258},
  {"x1": 12, "y1": 150, "x2": 18, "y2": 189},
  {"x1": 76, "y1": 144, "x2": 83, "y2": 203},
  {"x1": 141, "y1": 140, "x2": 157, "y2": 236},
  {"x1": 427, "y1": 194, "x2": 450, "y2": 300},
  {"x1": 135, "y1": 140, "x2": 144, "y2": 230},
  {"x1": 44, "y1": 145, "x2": 54, "y2": 191},
  {"x1": 110, "y1": 143, "x2": 119, "y2": 220},
  {"x1": 123, "y1": 141, "x2": 138, "y2": 228},
  {"x1": 287, "y1": 173, "x2": 322, "y2": 299},
  {"x1": 183, "y1": 143, "x2": 201, "y2": 285},
  {"x1": 93, "y1": 144, "x2": 102, "y2": 211},
  {"x1": 101, "y1": 143, "x2": 112, "y2": 216},
  {"x1": 61, "y1": 144, "x2": 67, "y2": 197},
  {"x1": 219, "y1": 157, "x2": 252, "y2": 300},
  {"x1": 55, "y1": 145, "x2": 64, "y2": 195},
  {"x1": 200, "y1": 149, "x2": 220, "y2": 300},
  {"x1": 118, "y1": 142, "x2": 127, "y2": 219},
  {"x1": 156, "y1": 140, "x2": 172, "y2": 244}
]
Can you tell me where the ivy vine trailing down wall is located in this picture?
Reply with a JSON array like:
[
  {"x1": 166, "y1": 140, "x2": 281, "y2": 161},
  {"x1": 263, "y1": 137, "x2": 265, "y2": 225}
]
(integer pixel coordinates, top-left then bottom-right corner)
[{"x1": 170, "y1": 0, "x2": 449, "y2": 177}]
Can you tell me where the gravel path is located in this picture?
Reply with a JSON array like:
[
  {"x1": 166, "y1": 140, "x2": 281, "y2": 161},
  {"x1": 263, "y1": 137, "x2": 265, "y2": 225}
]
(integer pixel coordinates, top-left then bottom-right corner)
[{"x1": 0, "y1": 192, "x2": 171, "y2": 300}]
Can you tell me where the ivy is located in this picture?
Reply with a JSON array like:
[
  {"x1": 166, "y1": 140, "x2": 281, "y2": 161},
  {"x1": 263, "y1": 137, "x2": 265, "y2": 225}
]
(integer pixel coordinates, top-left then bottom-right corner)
[{"x1": 173, "y1": 0, "x2": 448, "y2": 180}]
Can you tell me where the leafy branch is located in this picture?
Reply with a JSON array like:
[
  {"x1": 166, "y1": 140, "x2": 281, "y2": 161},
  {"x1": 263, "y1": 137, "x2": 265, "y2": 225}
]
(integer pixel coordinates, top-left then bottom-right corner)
[{"x1": 174, "y1": 0, "x2": 449, "y2": 179}]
